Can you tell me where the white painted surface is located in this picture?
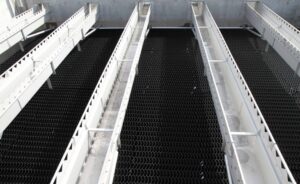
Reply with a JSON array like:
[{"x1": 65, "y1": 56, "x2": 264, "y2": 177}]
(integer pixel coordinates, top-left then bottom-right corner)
[
  {"x1": 99, "y1": 3, "x2": 151, "y2": 184},
  {"x1": 0, "y1": 0, "x2": 14, "y2": 25}
]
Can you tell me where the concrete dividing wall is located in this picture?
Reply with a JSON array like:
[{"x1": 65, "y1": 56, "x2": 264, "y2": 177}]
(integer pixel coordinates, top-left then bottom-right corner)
[
  {"x1": 263, "y1": 0, "x2": 300, "y2": 27},
  {"x1": 0, "y1": 0, "x2": 30, "y2": 26},
  {"x1": 21, "y1": 0, "x2": 300, "y2": 27},
  {"x1": 0, "y1": 0, "x2": 14, "y2": 25}
]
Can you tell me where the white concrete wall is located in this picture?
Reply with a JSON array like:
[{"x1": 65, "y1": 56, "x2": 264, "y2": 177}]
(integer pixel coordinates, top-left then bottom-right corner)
[
  {"x1": 0, "y1": 0, "x2": 14, "y2": 25},
  {"x1": 21, "y1": 0, "x2": 300, "y2": 27},
  {"x1": 263, "y1": 0, "x2": 300, "y2": 27}
]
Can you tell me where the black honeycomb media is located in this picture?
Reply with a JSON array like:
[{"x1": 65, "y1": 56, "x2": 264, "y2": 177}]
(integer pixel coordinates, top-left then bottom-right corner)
[
  {"x1": 0, "y1": 32, "x2": 50, "y2": 74},
  {"x1": 0, "y1": 30, "x2": 122, "y2": 183},
  {"x1": 222, "y1": 29, "x2": 300, "y2": 183},
  {"x1": 113, "y1": 29, "x2": 229, "y2": 184}
]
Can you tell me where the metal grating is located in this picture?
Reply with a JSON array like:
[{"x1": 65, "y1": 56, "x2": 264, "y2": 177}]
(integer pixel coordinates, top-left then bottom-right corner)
[
  {"x1": 222, "y1": 29, "x2": 300, "y2": 183},
  {"x1": 0, "y1": 30, "x2": 121, "y2": 183},
  {"x1": 113, "y1": 29, "x2": 228, "y2": 184}
]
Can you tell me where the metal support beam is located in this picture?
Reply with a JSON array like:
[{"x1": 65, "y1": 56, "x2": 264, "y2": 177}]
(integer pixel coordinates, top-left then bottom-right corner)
[
  {"x1": 50, "y1": 3, "x2": 151, "y2": 184},
  {"x1": 46, "y1": 78, "x2": 53, "y2": 90},
  {"x1": 264, "y1": 43, "x2": 270, "y2": 53},
  {"x1": 88, "y1": 128, "x2": 114, "y2": 132},
  {"x1": 244, "y1": 27, "x2": 262, "y2": 38},
  {"x1": 192, "y1": 2, "x2": 295, "y2": 184},
  {"x1": 26, "y1": 28, "x2": 54, "y2": 39},
  {"x1": 77, "y1": 43, "x2": 82, "y2": 52},
  {"x1": 18, "y1": 42, "x2": 24, "y2": 52},
  {"x1": 246, "y1": 2, "x2": 300, "y2": 77},
  {"x1": 0, "y1": 3, "x2": 98, "y2": 139},
  {"x1": 0, "y1": 4, "x2": 50, "y2": 55},
  {"x1": 50, "y1": 62, "x2": 56, "y2": 75},
  {"x1": 84, "y1": 28, "x2": 97, "y2": 39}
]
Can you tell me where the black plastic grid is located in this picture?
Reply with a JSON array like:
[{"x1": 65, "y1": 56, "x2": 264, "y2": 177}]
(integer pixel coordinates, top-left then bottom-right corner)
[{"x1": 113, "y1": 29, "x2": 228, "y2": 184}]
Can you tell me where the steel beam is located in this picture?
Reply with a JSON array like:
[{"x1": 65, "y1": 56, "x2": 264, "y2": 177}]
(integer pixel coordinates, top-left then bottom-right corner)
[
  {"x1": 50, "y1": 2, "x2": 151, "y2": 184},
  {"x1": 192, "y1": 2, "x2": 295, "y2": 184},
  {"x1": 246, "y1": 2, "x2": 300, "y2": 77},
  {"x1": 25, "y1": 28, "x2": 54, "y2": 39},
  {"x1": 0, "y1": 3, "x2": 98, "y2": 138},
  {"x1": 0, "y1": 4, "x2": 50, "y2": 55}
]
